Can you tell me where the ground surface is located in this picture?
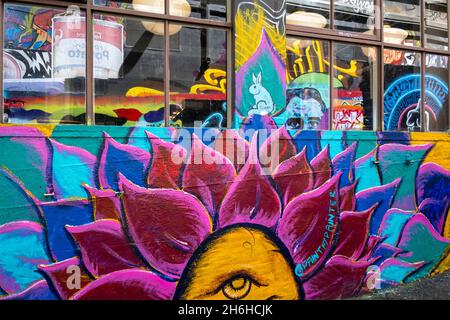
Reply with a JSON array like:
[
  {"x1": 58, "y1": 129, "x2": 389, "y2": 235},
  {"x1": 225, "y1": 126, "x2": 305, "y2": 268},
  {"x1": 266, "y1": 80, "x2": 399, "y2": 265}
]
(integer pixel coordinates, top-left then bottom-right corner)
[{"x1": 354, "y1": 271, "x2": 450, "y2": 300}]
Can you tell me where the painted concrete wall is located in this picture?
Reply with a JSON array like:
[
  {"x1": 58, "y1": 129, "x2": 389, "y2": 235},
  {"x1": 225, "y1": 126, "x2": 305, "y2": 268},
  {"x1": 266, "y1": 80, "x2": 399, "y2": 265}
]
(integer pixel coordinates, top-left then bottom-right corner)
[
  {"x1": 0, "y1": 124, "x2": 448, "y2": 300},
  {"x1": 0, "y1": 0, "x2": 449, "y2": 300}
]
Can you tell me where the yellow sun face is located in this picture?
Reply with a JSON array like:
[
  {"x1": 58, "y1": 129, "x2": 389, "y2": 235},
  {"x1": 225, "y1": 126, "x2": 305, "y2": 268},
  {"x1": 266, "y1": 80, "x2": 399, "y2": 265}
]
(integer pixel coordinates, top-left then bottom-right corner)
[{"x1": 175, "y1": 226, "x2": 301, "y2": 300}]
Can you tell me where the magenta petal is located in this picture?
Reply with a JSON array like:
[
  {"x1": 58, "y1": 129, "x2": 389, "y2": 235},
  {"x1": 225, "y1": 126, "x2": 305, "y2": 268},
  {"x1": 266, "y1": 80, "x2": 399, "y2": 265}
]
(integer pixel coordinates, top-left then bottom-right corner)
[
  {"x1": 147, "y1": 132, "x2": 186, "y2": 189},
  {"x1": 359, "y1": 236, "x2": 383, "y2": 261},
  {"x1": 259, "y1": 126, "x2": 297, "y2": 173},
  {"x1": 339, "y1": 181, "x2": 357, "y2": 212},
  {"x1": 277, "y1": 172, "x2": 342, "y2": 279},
  {"x1": 84, "y1": 185, "x2": 122, "y2": 221},
  {"x1": 182, "y1": 134, "x2": 236, "y2": 219},
  {"x1": 310, "y1": 145, "x2": 332, "y2": 189},
  {"x1": 218, "y1": 134, "x2": 282, "y2": 229},
  {"x1": 213, "y1": 130, "x2": 249, "y2": 171},
  {"x1": 67, "y1": 220, "x2": 145, "y2": 277},
  {"x1": 303, "y1": 255, "x2": 373, "y2": 300},
  {"x1": 333, "y1": 206, "x2": 376, "y2": 260},
  {"x1": 38, "y1": 257, "x2": 92, "y2": 300},
  {"x1": 273, "y1": 147, "x2": 313, "y2": 207},
  {"x1": 71, "y1": 269, "x2": 176, "y2": 300},
  {"x1": 120, "y1": 176, "x2": 212, "y2": 278}
]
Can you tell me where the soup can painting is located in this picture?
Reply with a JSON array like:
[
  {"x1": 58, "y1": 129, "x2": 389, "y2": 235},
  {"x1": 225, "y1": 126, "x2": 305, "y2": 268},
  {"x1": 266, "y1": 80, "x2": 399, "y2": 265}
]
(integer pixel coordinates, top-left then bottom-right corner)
[{"x1": 52, "y1": 16, "x2": 124, "y2": 80}]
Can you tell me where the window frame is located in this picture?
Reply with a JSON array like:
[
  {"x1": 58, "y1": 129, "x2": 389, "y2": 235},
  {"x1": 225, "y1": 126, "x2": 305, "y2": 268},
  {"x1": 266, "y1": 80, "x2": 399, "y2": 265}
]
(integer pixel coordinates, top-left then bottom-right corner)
[
  {"x1": 0, "y1": 0, "x2": 233, "y2": 127},
  {"x1": 286, "y1": 0, "x2": 450, "y2": 132}
]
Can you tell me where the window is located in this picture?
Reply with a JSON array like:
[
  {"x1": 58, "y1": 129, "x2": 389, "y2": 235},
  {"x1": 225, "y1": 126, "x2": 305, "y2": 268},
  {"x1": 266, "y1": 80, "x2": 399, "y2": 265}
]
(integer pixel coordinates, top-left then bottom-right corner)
[
  {"x1": 3, "y1": 3, "x2": 86, "y2": 124},
  {"x1": 286, "y1": 0, "x2": 450, "y2": 132},
  {"x1": 384, "y1": 50, "x2": 421, "y2": 132},
  {"x1": 333, "y1": 43, "x2": 378, "y2": 131},
  {"x1": 2, "y1": 0, "x2": 230, "y2": 127},
  {"x1": 286, "y1": 37, "x2": 378, "y2": 131}
]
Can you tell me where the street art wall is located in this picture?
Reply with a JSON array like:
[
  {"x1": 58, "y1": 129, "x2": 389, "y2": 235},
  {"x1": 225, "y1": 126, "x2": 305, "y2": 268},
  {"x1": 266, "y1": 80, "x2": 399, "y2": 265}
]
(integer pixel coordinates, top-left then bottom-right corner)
[{"x1": 0, "y1": 120, "x2": 448, "y2": 300}]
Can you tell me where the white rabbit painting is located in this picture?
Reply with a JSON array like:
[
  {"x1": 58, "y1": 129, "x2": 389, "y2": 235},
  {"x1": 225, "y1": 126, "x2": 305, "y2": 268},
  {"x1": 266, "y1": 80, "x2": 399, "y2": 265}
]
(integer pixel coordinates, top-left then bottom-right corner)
[{"x1": 248, "y1": 72, "x2": 276, "y2": 116}]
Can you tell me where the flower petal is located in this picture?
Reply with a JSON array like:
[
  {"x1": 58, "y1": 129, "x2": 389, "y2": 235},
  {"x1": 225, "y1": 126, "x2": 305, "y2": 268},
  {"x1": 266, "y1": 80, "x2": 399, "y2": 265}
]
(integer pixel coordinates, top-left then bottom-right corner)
[
  {"x1": 339, "y1": 181, "x2": 357, "y2": 212},
  {"x1": 182, "y1": 134, "x2": 236, "y2": 219},
  {"x1": 84, "y1": 185, "x2": 122, "y2": 221},
  {"x1": 303, "y1": 255, "x2": 373, "y2": 300},
  {"x1": 0, "y1": 126, "x2": 52, "y2": 201},
  {"x1": 0, "y1": 221, "x2": 50, "y2": 293},
  {"x1": 213, "y1": 130, "x2": 249, "y2": 171},
  {"x1": 120, "y1": 176, "x2": 212, "y2": 279},
  {"x1": 259, "y1": 126, "x2": 297, "y2": 173},
  {"x1": 332, "y1": 142, "x2": 357, "y2": 188},
  {"x1": 333, "y1": 206, "x2": 376, "y2": 260},
  {"x1": 354, "y1": 150, "x2": 381, "y2": 193},
  {"x1": 98, "y1": 133, "x2": 151, "y2": 190},
  {"x1": 38, "y1": 257, "x2": 92, "y2": 300},
  {"x1": 277, "y1": 173, "x2": 341, "y2": 279},
  {"x1": 273, "y1": 147, "x2": 313, "y2": 207},
  {"x1": 396, "y1": 214, "x2": 450, "y2": 282},
  {"x1": 0, "y1": 280, "x2": 58, "y2": 300},
  {"x1": 40, "y1": 200, "x2": 94, "y2": 261},
  {"x1": 416, "y1": 163, "x2": 450, "y2": 204},
  {"x1": 50, "y1": 139, "x2": 96, "y2": 200},
  {"x1": 377, "y1": 209, "x2": 415, "y2": 247},
  {"x1": 67, "y1": 220, "x2": 145, "y2": 277},
  {"x1": 0, "y1": 169, "x2": 41, "y2": 225},
  {"x1": 355, "y1": 179, "x2": 401, "y2": 235},
  {"x1": 218, "y1": 134, "x2": 282, "y2": 229},
  {"x1": 378, "y1": 143, "x2": 433, "y2": 210},
  {"x1": 379, "y1": 258, "x2": 426, "y2": 285},
  {"x1": 310, "y1": 145, "x2": 332, "y2": 189},
  {"x1": 71, "y1": 269, "x2": 176, "y2": 300},
  {"x1": 147, "y1": 132, "x2": 186, "y2": 189}
]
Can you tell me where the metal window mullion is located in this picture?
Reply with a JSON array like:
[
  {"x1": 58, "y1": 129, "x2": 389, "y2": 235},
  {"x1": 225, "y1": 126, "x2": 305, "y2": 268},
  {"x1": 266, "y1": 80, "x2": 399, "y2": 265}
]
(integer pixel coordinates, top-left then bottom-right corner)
[
  {"x1": 329, "y1": 40, "x2": 334, "y2": 130},
  {"x1": 226, "y1": 0, "x2": 234, "y2": 129},
  {"x1": 86, "y1": 3, "x2": 94, "y2": 125},
  {"x1": 420, "y1": 0, "x2": 426, "y2": 132},
  {"x1": 330, "y1": 0, "x2": 335, "y2": 30},
  {"x1": 164, "y1": 0, "x2": 170, "y2": 127},
  {"x1": 379, "y1": 0, "x2": 385, "y2": 132}
]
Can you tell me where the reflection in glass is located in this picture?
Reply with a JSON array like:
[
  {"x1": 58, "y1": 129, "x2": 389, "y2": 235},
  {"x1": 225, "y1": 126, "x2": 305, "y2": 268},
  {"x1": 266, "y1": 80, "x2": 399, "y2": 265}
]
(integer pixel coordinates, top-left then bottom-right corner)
[
  {"x1": 3, "y1": 4, "x2": 86, "y2": 124},
  {"x1": 333, "y1": 43, "x2": 378, "y2": 131},
  {"x1": 286, "y1": 37, "x2": 330, "y2": 130},
  {"x1": 425, "y1": 0, "x2": 449, "y2": 51},
  {"x1": 426, "y1": 55, "x2": 449, "y2": 132},
  {"x1": 334, "y1": 0, "x2": 376, "y2": 34},
  {"x1": 384, "y1": 50, "x2": 422, "y2": 132},
  {"x1": 169, "y1": 24, "x2": 227, "y2": 128},
  {"x1": 94, "y1": 0, "x2": 227, "y2": 22},
  {"x1": 286, "y1": 0, "x2": 330, "y2": 29},
  {"x1": 93, "y1": 14, "x2": 165, "y2": 126},
  {"x1": 170, "y1": 0, "x2": 227, "y2": 21},
  {"x1": 384, "y1": 0, "x2": 421, "y2": 47}
]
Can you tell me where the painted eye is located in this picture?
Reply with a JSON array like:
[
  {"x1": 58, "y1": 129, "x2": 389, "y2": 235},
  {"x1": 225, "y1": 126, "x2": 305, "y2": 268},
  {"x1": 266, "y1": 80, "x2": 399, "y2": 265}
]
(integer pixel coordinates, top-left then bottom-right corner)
[{"x1": 222, "y1": 276, "x2": 252, "y2": 300}]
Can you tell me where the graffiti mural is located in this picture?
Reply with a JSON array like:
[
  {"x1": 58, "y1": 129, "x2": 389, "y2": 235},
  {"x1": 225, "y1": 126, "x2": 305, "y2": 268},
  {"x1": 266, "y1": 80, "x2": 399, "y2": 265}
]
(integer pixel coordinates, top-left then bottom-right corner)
[
  {"x1": 234, "y1": 0, "x2": 287, "y2": 126},
  {"x1": 0, "y1": 117, "x2": 448, "y2": 300}
]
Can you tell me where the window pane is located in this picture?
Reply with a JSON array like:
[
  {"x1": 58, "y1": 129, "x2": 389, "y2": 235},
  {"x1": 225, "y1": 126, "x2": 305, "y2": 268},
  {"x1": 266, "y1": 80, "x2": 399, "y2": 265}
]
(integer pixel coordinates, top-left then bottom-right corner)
[
  {"x1": 334, "y1": 0, "x2": 376, "y2": 34},
  {"x1": 286, "y1": 38, "x2": 330, "y2": 130},
  {"x1": 287, "y1": 1, "x2": 330, "y2": 29},
  {"x1": 95, "y1": 0, "x2": 227, "y2": 21},
  {"x1": 384, "y1": 0, "x2": 421, "y2": 47},
  {"x1": 170, "y1": 0, "x2": 227, "y2": 21},
  {"x1": 169, "y1": 24, "x2": 227, "y2": 128},
  {"x1": 3, "y1": 4, "x2": 86, "y2": 124},
  {"x1": 426, "y1": 54, "x2": 449, "y2": 132},
  {"x1": 93, "y1": 14, "x2": 165, "y2": 126},
  {"x1": 384, "y1": 50, "x2": 422, "y2": 131},
  {"x1": 94, "y1": 0, "x2": 162, "y2": 13},
  {"x1": 333, "y1": 43, "x2": 378, "y2": 130},
  {"x1": 425, "y1": 0, "x2": 449, "y2": 51}
]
